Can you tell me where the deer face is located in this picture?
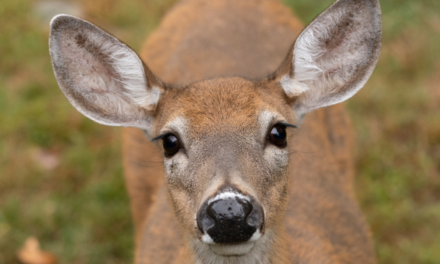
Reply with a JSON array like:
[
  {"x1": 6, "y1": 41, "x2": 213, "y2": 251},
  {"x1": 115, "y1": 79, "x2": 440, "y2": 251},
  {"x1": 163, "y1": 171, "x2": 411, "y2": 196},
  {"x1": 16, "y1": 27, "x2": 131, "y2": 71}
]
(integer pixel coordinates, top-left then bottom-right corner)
[{"x1": 152, "y1": 77, "x2": 297, "y2": 256}]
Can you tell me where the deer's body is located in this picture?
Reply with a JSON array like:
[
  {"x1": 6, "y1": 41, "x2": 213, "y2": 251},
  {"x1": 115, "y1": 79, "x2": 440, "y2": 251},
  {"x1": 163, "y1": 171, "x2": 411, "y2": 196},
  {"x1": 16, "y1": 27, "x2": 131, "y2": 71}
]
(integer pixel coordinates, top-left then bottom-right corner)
[{"x1": 49, "y1": 0, "x2": 382, "y2": 263}]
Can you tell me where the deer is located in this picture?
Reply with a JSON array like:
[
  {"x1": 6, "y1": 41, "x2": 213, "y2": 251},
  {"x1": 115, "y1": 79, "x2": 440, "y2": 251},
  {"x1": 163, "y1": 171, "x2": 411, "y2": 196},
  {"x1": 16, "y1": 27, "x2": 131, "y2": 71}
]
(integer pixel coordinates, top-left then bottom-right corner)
[{"x1": 48, "y1": 0, "x2": 382, "y2": 263}]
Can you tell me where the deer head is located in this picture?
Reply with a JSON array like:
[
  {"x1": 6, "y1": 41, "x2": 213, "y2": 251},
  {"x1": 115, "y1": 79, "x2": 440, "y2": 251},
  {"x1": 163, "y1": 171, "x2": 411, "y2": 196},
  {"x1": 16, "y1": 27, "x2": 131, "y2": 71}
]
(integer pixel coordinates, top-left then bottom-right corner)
[{"x1": 49, "y1": 0, "x2": 381, "y2": 261}]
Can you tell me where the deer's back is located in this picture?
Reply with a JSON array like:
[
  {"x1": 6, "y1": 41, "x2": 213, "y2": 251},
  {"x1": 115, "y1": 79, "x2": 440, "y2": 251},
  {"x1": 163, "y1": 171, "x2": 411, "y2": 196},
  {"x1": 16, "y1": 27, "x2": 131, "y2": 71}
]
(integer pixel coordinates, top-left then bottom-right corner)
[
  {"x1": 140, "y1": 0, "x2": 303, "y2": 85},
  {"x1": 123, "y1": 0, "x2": 374, "y2": 263}
]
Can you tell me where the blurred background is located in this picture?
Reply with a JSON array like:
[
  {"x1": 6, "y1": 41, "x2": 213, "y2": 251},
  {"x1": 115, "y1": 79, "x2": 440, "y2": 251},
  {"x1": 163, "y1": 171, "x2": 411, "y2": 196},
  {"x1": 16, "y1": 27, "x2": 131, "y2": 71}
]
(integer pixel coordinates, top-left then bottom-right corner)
[{"x1": 0, "y1": 0, "x2": 439, "y2": 263}]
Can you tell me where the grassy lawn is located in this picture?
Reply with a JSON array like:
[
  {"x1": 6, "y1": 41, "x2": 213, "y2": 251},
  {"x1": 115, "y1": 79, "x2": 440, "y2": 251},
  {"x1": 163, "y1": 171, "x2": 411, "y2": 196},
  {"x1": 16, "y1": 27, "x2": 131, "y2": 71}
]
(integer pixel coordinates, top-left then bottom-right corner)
[{"x1": 0, "y1": 0, "x2": 439, "y2": 263}]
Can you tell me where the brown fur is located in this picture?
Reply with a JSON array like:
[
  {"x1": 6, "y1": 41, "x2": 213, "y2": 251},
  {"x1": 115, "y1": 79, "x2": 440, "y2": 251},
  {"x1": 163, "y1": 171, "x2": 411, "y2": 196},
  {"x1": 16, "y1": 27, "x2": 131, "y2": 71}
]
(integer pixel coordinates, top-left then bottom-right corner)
[{"x1": 121, "y1": 0, "x2": 375, "y2": 263}]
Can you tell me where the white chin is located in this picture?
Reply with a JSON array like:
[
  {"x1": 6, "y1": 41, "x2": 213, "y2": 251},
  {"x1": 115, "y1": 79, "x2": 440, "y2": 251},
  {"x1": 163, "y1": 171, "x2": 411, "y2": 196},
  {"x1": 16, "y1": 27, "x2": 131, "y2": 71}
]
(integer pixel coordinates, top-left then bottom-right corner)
[{"x1": 209, "y1": 242, "x2": 255, "y2": 256}]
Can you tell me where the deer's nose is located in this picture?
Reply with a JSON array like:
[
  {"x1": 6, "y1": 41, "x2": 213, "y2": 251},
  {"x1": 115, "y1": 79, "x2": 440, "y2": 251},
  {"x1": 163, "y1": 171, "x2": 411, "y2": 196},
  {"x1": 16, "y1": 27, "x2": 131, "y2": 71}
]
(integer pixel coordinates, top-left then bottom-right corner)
[{"x1": 197, "y1": 196, "x2": 263, "y2": 244}]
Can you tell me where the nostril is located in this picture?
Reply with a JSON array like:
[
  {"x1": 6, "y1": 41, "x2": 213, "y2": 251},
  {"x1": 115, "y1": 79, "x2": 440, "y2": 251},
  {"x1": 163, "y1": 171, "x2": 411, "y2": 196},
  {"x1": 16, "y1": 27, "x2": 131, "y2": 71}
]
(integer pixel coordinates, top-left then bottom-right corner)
[
  {"x1": 197, "y1": 207, "x2": 215, "y2": 234},
  {"x1": 246, "y1": 209, "x2": 260, "y2": 227}
]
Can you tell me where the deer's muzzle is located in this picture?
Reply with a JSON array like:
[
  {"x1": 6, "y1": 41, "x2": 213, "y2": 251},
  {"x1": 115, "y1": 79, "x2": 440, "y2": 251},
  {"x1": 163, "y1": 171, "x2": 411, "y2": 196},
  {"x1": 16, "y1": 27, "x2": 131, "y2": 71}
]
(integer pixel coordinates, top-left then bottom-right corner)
[{"x1": 197, "y1": 191, "x2": 264, "y2": 245}]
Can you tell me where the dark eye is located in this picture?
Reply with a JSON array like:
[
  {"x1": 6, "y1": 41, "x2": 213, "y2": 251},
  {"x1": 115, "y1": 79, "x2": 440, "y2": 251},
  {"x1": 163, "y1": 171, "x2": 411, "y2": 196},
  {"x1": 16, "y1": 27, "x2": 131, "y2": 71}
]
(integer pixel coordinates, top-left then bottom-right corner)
[
  {"x1": 162, "y1": 134, "x2": 181, "y2": 157},
  {"x1": 268, "y1": 125, "x2": 287, "y2": 147}
]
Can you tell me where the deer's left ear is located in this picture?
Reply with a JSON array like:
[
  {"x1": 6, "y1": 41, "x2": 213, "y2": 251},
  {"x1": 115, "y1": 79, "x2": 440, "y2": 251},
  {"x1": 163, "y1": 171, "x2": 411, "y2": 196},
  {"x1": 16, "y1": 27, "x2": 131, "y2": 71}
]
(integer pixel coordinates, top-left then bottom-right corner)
[{"x1": 277, "y1": 0, "x2": 382, "y2": 116}]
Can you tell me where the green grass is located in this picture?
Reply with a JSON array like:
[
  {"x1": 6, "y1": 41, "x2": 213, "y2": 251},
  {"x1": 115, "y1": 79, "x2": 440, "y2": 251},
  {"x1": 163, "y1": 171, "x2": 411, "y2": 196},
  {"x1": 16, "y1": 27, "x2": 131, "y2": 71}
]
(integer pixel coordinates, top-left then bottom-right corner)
[{"x1": 1, "y1": 0, "x2": 440, "y2": 263}]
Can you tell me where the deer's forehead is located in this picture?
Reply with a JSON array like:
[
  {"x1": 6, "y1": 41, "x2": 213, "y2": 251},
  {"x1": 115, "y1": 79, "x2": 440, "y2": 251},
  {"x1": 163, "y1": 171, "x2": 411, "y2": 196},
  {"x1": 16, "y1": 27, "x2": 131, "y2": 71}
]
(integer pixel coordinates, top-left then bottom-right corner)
[
  {"x1": 170, "y1": 78, "x2": 267, "y2": 136},
  {"x1": 156, "y1": 78, "x2": 289, "y2": 141}
]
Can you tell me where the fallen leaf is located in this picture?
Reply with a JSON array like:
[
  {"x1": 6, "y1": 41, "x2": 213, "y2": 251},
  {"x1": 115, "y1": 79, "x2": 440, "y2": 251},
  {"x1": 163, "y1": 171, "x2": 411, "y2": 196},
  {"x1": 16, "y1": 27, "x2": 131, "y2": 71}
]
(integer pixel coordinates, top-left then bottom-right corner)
[{"x1": 17, "y1": 237, "x2": 57, "y2": 264}]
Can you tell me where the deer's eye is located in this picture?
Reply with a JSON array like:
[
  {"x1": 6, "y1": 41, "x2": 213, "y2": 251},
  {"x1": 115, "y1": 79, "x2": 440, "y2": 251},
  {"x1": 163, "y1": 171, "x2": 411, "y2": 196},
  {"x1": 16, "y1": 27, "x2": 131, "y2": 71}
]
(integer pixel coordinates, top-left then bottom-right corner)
[
  {"x1": 163, "y1": 134, "x2": 181, "y2": 157},
  {"x1": 267, "y1": 125, "x2": 287, "y2": 147}
]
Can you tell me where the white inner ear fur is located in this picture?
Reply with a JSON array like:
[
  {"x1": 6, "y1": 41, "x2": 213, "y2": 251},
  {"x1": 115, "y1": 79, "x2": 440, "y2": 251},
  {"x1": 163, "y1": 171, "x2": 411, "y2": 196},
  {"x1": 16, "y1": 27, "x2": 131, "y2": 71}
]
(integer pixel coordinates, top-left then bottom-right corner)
[
  {"x1": 49, "y1": 15, "x2": 162, "y2": 131},
  {"x1": 281, "y1": 0, "x2": 381, "y2": 115},
  {"x1": 97, "y1": 39, "x2": 163, "y2": 112},
  {"x1": 280, "y1": 74, "x2": 311, "y2": 98},
  {"x1": 101, "y1": 40, "x2": 162, "y2": 111},
  {"x1": 290, "y1": 7, "x2": 368, "y2": 97}
]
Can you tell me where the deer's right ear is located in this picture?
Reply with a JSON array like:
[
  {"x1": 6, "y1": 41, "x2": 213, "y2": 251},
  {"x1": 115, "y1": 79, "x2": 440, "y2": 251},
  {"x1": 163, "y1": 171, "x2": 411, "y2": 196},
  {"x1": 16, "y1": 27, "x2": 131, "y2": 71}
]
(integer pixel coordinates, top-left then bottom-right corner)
[{"x1": 49, "y1": 15, "x2": 163, "y2": 136}]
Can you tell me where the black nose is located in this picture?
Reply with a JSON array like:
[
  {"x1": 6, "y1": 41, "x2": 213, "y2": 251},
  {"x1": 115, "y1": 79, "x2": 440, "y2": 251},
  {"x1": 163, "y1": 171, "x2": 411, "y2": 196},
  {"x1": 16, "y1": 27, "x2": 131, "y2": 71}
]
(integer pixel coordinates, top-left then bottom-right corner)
[{"x1": 198, "y1": 197, "x2": 261, "y2": 244}]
